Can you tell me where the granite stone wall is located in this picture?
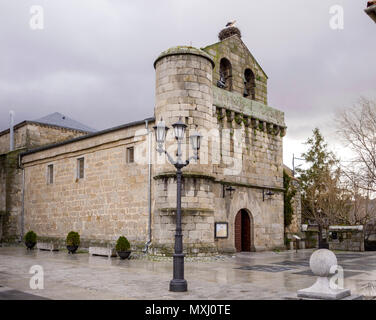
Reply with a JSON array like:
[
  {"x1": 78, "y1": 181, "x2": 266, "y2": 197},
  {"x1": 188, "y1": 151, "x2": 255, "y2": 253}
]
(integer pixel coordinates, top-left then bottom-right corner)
[
  {"x1": 0, "y1": 151, "x2": 23, "y2": 241},
  {"x1": 329, "y1": 227, "x2": 365, "y2": 252},
  {"x1": 203, "y1": 35, "x2": 268, "y2": 105},
  {"x1": 153, "y1": 44, "x2": 286, "y2": 254},
  {"x1": 0, "y1": 123, "x2": 88, "y2": 241},
  {"x1": 0, "y1": 123, "x2": 87, "y2": 154},
  {"x1": 21, "y1": 123, "x2": 151, "y2": 248}
]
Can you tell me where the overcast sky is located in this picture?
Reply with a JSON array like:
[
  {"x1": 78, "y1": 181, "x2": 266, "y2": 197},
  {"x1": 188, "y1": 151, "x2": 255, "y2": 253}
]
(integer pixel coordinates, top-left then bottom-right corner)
[{"x1": 1, "y1": 0, "x2": 375, "y2": 166}]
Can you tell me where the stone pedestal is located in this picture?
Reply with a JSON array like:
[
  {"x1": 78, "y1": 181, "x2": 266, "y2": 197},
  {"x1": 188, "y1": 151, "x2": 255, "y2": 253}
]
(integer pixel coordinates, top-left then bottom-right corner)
[
  {"x1": 297, "y1": 276, "x2": 350, "y2": 300},
  {"x1": 296, "y1": 249, "x2": 361, "y2": 300}
]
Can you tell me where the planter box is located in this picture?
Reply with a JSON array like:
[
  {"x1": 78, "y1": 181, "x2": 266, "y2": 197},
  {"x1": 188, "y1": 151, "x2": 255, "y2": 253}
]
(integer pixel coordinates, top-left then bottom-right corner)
[
  {"x1": 37, "y1": 242, "x2": 59, "y2": 251},
  {"x1": 89, "y1": 246, "x2": 117, "y2": 258}
]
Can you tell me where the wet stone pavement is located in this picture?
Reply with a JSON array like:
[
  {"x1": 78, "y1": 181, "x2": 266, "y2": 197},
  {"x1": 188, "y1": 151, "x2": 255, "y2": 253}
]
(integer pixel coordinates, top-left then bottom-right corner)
[{"x1": 0, "y1": 246, "x2": 375, "y2": 300}]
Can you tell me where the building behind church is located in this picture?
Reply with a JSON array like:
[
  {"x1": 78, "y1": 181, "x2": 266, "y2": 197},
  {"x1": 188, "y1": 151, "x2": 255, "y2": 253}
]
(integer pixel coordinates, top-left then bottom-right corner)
[{"x1": 0, "y1": 27, "x2": 301, "y2": 255}]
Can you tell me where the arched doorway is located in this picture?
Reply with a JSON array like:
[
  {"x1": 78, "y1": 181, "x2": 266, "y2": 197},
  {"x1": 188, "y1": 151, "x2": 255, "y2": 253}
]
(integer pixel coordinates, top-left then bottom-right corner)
[{"x1": 234, "y1": 209, "x2": 252, "y2": 252}]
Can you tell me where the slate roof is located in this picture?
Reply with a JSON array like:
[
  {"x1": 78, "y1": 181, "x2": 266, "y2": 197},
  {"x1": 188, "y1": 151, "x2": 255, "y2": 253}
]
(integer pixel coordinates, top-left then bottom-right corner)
[
  {"x1": 33, "y1": 112, "x2": 96, "y2": 133},
  {"x1": 21, "y1": 117, "x2": 155, "y2": 157}
]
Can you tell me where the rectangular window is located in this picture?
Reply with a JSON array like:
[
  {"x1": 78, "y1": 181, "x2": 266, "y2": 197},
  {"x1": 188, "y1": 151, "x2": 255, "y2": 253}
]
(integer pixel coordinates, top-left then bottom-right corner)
[
  {"x1": 126, "y1": 147, "x2": 134, "y2": 163},
  {"x1": 47, "y1": 164, "x2": 53, "y2": 184},
  {"x1": 77, "y1": 157, "x2": 84, "y2": 179}
]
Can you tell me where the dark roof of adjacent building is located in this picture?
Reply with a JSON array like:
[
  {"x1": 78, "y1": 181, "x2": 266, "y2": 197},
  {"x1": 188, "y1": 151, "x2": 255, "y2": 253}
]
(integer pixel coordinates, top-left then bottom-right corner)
[
  {"x1": 33, "y1": 112, "x2": 96, "y2": 133},
  {"x1": 20, "y1": 117, "x2": 155, "y2": 158},
  {"x1": 0, "y1": 112, "x2": 96, "y2": 137}
]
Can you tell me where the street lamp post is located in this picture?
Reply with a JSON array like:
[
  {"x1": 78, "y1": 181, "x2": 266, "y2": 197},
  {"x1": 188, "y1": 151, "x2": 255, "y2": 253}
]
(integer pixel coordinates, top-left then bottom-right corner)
[{"x1": 153, "y1": 117, "x2": 202, "y2": 292}]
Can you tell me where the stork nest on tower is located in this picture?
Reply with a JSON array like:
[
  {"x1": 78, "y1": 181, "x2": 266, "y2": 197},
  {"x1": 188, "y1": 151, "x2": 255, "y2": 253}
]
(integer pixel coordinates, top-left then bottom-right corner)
[{"x1": 218, "y1": 27, "x2": 242, "y2": 41}]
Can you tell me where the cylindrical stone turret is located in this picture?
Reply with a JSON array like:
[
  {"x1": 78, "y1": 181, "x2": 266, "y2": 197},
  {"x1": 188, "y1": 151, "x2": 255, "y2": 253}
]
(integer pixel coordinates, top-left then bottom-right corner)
[
  {"x1": 152, "y1": 47, "x2": 217, "y2": 256},
  {"x1": 154, "y1": 46, "x2": 215, "y2": 175}
]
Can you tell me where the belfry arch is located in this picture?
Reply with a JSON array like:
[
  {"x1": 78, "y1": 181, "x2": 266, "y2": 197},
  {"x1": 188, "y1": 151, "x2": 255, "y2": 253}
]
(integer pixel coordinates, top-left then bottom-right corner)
[
  {"x1": 244, "y1": 68, "x2": 256, "y2": 100},
  {"x1": 218, "y1": 58, "x2": 233, "y2": 91}
]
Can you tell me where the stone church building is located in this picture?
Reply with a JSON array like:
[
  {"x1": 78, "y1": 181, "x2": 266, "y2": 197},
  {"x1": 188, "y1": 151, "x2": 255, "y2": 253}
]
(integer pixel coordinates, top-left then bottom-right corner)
[{"x1": 0, "y1": 27, "x2": 299, "y2": 255}]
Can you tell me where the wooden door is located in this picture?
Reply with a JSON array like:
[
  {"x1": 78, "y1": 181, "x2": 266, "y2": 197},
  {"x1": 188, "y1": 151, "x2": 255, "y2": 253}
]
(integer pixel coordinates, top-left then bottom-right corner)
[{"x1": 235, "y1": 210, "x2": 251, "y2": 252}]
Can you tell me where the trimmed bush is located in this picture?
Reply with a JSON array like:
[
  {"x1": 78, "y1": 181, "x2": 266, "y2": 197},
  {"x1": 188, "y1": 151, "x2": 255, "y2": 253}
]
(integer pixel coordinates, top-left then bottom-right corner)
[
  {"x1": 24, "y1": 231, "x2": 37, "y2": 244},
  {"x1": 66, "y1": 231, "x2": 80, "y2": 247},
  {"x1": 116, "y1": 236, "x2": 131, "y2": 252}
]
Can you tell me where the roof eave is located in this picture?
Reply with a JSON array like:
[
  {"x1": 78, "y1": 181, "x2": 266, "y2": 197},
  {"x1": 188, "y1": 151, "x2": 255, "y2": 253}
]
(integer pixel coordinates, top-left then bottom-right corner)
[{"x1": 20, "y1": 117, "x2": 155, "y2": 158}]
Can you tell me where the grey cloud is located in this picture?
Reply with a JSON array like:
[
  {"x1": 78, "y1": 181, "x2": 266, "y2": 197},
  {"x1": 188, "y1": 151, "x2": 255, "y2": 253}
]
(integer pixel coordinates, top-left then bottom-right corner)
[{"x1": 0, "y1": 0, "x2": 375, "y2": 165}]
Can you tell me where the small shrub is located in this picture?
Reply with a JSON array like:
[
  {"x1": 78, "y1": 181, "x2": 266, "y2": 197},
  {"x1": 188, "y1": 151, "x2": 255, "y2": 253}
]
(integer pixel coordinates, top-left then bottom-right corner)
[
  {"x1": 66, "y1": 231, "x2": 80, "y2": 247},
  {"x1": 116, "y1": 236, "x2": 131, "y2": 252},
  {"x1": 24, "y1": 231, "x2": 37, "y2": 244}
]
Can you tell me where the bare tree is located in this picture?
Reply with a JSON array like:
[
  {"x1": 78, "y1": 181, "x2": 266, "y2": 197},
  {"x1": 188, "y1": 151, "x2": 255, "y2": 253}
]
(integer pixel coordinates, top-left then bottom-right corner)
[
  {"x1": 336, "y1": 97, "x2": 376, "y2": 241},
  {"x1": 337, "y1": 97, "x2": 376, "y2": 192},
  {"x1": 342, "y1": 171, "x2": 369, "y2": 217}
]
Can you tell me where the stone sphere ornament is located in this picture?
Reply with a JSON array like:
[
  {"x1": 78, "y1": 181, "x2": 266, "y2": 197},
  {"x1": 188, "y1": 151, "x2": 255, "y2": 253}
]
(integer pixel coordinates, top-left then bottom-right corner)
[
  {"x1": 297, "y1": 249, "x2": 352, "y2": 300},
  {"x1": 309, "y1": 249, "x2": 338, "y2": 277}
]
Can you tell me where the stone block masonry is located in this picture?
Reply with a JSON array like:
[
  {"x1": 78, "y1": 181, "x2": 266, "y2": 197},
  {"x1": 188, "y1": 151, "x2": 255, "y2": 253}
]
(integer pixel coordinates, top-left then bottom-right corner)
[
  {"x1": 329, "y1": 226, "x2": 365, "y2": 252},
  {"x1": 152, "y1": 41, "x2": 286, "y2": 254},
  {"x1": 0, "y1": 122, "x2": 89, "y2": 242},
  {"x1": 22, "y1": 122, "x2": 151, "y2": 248},
  {"x1": 0, "y1": 150, "x2": 24, "y2": 241},
  {"x1": 203, "y1": 35, "x2": 268, "y2": 105},
  {"x1": 0, "y1": 122, "x2": 87, "y2": 155}
]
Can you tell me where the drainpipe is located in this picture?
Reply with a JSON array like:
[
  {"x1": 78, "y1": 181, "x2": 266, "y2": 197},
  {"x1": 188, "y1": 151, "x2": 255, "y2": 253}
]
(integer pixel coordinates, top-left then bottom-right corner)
[
  {"x1": 18, "y1": 153, "x2": 25, "y2": 242},
  {"x1": 9, "y1": 110, "x2": 15, "y2": 151},
  {"x1": 143, "y1": 119, "x2": 152, "y2": 253}
]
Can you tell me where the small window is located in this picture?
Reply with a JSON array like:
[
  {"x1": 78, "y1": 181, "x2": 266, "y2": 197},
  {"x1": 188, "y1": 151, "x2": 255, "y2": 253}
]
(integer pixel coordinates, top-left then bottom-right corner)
[
  {"x1": 47, "y1": 164, "x2": 53, "y2": 184},
  {"x1": 126, "y1": 147, "x2": 134, "y2": 163},
  {"x1": 77, "y1": 158, "x2": 84, "y2": 179}
]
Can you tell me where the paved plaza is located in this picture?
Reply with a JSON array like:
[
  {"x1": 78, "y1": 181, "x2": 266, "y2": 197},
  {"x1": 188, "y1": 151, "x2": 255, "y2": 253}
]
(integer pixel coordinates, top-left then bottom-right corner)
[{"x1": 0, "y1": 246, "x2": 375, "y2": 300}]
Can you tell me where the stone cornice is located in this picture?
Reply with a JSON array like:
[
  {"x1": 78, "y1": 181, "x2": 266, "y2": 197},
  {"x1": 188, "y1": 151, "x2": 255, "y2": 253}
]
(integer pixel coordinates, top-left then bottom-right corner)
[
  {"x1": 153, "y1": 172, "x2": 216, "y2": 181},
  {"x1": 213, "y1": 86, "x2": 286, "y2": 129},
  {"x1": 154, "y1": 46, "x2": 215, "y2": 69},
  {"x1": 153, "y1": 172, "x2": 284, "y2": 192},
  {"x1": 159, "y1": 208, "x2": 214, "y2": 216}
]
